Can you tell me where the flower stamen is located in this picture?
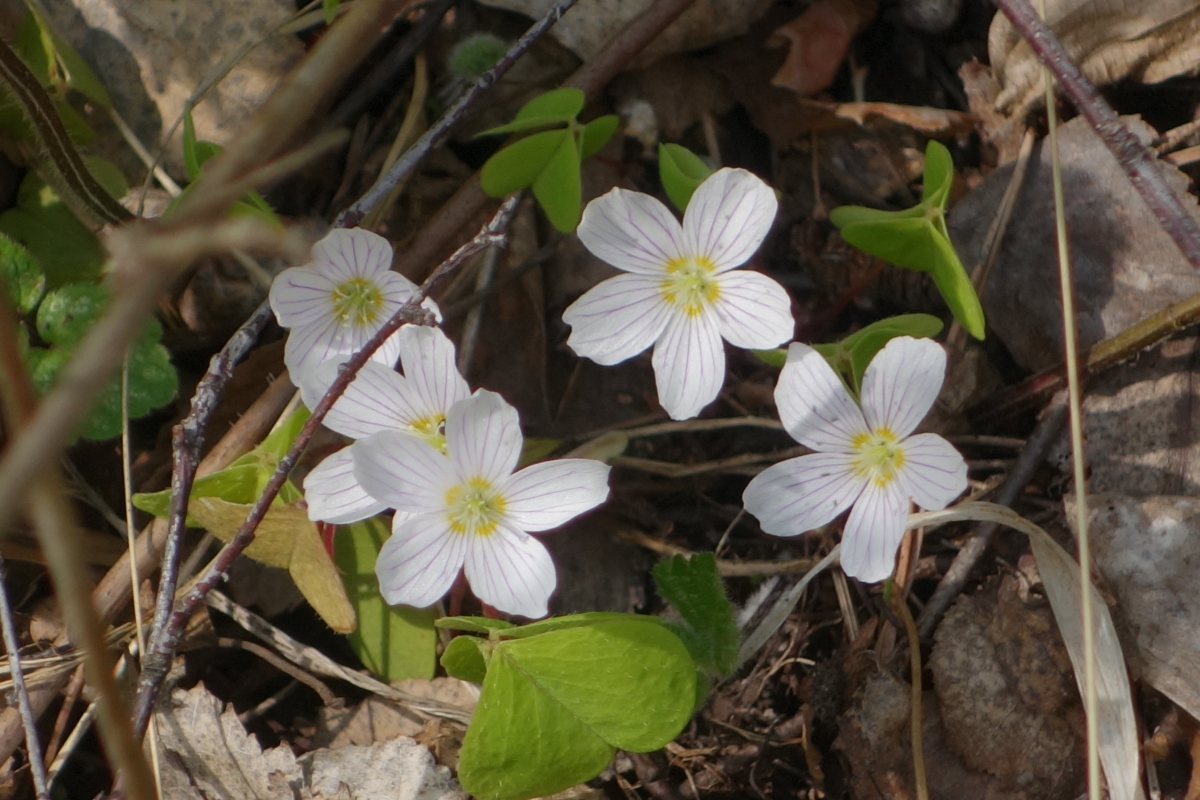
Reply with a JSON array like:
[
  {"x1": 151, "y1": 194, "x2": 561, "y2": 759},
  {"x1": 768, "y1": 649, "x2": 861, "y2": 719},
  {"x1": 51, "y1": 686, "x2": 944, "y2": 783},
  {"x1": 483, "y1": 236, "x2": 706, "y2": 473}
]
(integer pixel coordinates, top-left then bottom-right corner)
[
  {"x1": 661, "y1": 257, "x2": 720, "y2": 317},
  {"x1": 445, "y1": 477, "x2": 507, "y2": 536},
  {"x1": 851, "y1": 427, "x2": 906, "y2": 487},
  {"x1": 331, "y1": 277, "x2": 384, "y2": 326}
]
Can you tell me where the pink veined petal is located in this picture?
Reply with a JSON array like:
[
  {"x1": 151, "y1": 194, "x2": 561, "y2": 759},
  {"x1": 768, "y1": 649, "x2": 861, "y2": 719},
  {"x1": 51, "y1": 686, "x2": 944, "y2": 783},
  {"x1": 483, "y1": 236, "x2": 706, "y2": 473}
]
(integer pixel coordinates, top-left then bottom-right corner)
[
  {"x1": 860, "y1": 336, "x2": 946, "y2": 438},
  {"x1": 776, "y1": 342, "x2": 869, "y2": 453},
  {"x1": 300, "y1": 359, "x2": 415, "y2": 438},
  {"x1": 351, "y1": 431, "x2": 456, "y2": 513},
  {"x1": 396, "y1": 326, "x2": 470, "y2": 420},
  {"x1": 712, "y1": 271, "x2": 794, "y2": 349},
  {"x1": 896, "y1": 433, "x2": 968, "y2": 511},
  {"x1": 681, "y1": 168, "x2": 777, "y2": 273},
  {"x1": 839, "y1": 479, "x2": 910, "y2": 583},
  {"x1": 577, "y1": 187, "x2": 685, "y2": 276},
  {"x1": 464, "y1": 522, "x2": 557, "y2": 618},
  {"x1": 562, "y1": 274, "x2": 672, "y2": 366},
  {"x1": 376, "y1": 514, "x2": 466, "y2": 608},
  {"x1": 311, "y1": 228, "x2": 395, "y2": 282},
  {"x1": 500, "y1": 459, "x2": 611, "y2": 532},
  {"x1": 742, "y1": 453, "x2": 865, "y2": 536},
  {"x1": 303, "y1": 450, "x2": 388, "y2": 524},
  {"x1": 269, "y1": 267, "x2": 336, "y2": 328},
  {"x1": 652, "y1": 310, "x2": 726, "y2": 420},
  {"x1": 284, "y1": 314, "x2": 346, "y2": 383},
  {"x1": 446, "y1": 390, "x2": 522, "y2": 484}
]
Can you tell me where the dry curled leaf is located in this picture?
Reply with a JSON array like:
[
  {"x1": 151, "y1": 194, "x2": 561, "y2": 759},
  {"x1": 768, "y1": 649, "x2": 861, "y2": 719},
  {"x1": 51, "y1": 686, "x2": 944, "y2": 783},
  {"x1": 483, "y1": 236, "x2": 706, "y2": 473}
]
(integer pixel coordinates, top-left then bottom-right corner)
[{"x1": 767, "y1": 0, "x2": 876, "y2": 98}]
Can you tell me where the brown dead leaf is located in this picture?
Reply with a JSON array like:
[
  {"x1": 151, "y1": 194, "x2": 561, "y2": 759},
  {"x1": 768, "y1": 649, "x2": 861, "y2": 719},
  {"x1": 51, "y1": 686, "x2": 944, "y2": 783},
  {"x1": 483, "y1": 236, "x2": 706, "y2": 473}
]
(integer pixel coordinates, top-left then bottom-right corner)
[
  {"x1": 768, "y1": 0, "x2": 876, "y2": 98},
  {"x1": 950, "y1": 115, "x2": 1200, "y2": 372},
  {"x1": 990, "y1": 0, "x2": 1200, "y2": 123},
  {"x1": 315, "y1": 677, "x2": 477, "y2": 750},
  {"x1": 804, "y1": 98, "x2": 978, "y2": 136}
]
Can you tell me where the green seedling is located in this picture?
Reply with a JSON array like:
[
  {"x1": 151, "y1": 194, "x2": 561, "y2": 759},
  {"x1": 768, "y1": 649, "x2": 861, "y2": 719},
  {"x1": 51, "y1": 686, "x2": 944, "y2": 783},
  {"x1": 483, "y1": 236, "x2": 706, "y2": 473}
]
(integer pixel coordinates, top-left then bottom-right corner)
[
  {"x1": 439, "y1": 612, "x2": 695, "y2": 800},
  {"x1": 829, "y1": 140, "x2": 985, "y2": 340},
  {"x1": 478, "y1": 87, "x2": 619, "y2": 233},
  {"x1": 757, "y1": 313, "x2": 944, "y2": 395},
  {"x1": 658, "y1": 143, "x2": 713, "y2": 212}
]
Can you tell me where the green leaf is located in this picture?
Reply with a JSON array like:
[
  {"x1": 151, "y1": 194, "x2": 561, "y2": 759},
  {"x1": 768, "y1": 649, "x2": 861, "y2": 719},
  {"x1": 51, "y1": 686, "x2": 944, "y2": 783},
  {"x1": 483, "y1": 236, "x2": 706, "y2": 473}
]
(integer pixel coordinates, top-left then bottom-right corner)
[
  {"x1": 532, "y1": 131, "x2": 581, "y2": 233},
  {"x1": 457, "y1": 617, "x2": 695, "y2": 800},
  {"x1": 337, "y1": 516, "x2": 436, "y2": 680},
  {"x1": 831, "y1": 212, "x2": 938, "y2": 274},
  {"x1": 519, "y1": 437, "x2": 561, "y2": 467},
  {"x1": 14, "y1": 12, "x2": 52, "y2": 86},
  {"x1": 36, "y1": 282, "x2": 106, "y2": 345},
  {"x1": 753, "y1": 348, "x2": 787, "y2": 368},
  {"x1": 477, "y1": 116, "x2": 570, "y2": 137},
  {"x1": 930, "y1": 231, "x2": 985, "y2": 339},
  {"x1": 0, "y1": 234, "x2": 44, "y2": 314},
  {"x1": 653, "y1": 553, "x2": 739, "y2": 677},
  {"x1": 133, "y1": 461, "x2": 261, "y2": 522},
  {"x1": 841, "y1": 313, "x2": 944, "y2": 387},
  {"x1": 515, "y1": 88, "x2": 584, "y2": 124},
  {"x1": 442, "y1": 635, "x2": 489, "y2": 683},
  {"x1": 659, "y1": 144, "x2": 713, "y2": 213},
  {"x1": 436, "y1": 616, "x2": 516, "y2": 635},
  {"x1": 580, "y1": 115, "x2": 618, "y2": 160},
  {"x1": 323, "y1": 0, "x2": 339, "y2": 25},
  {"x1": 921, "y1": 140, "x2": 954, "y2": 210},
  {"x1": 480, "y1": 129, "x2": 565, "y2": 198},
  {"x1": 492, "y1": 612, "x2": 652, "y2": 640}
]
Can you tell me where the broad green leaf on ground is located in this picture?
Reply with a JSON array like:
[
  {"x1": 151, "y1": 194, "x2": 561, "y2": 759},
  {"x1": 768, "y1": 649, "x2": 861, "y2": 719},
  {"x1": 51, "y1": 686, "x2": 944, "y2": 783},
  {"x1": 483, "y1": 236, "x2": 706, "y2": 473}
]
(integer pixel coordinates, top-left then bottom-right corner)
[
  {"x1": 829, "y1": 140, "x2": 985, "y2": 339},
  {"x1": 653, "y1": 553, "x2": 739, "y2": 677},
  {"x1": 480, "y1": 129, "x2": 566, "y2": 198},
  {"x1": 336, "y1": 516, "x2": 436, "y2": 679},
  {"x1": 190, "y1": 496, "x2": 355, "y2": 633},
  {"x1": 532, "y1": 131, "x2": 581, "y2": 232},
  {"x1": 28, "y1": 283, "x2": 176, "y2": 440},
  {"x1": 0, "y1": 234, "x2": 44, "y2": 314},
  {"x1": 659, "y1": 144, "x2": 713, "y2": 213},
  {"x1": 579, "y1": 115, "x2": 619, "y2": 159},
  {"x1": 456, "y1": 615, "x2": 695, "y2": 800}
]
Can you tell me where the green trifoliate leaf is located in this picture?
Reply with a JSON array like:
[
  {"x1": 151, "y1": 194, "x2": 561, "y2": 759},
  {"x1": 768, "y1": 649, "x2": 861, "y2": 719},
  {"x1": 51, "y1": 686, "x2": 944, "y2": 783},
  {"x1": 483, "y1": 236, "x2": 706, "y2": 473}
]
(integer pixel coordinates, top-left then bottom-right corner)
[
  {"x1": 0, "y1": 233, "x2": 44, "y2": 314},
  {"x1": 579, "y1": 114, "x2": 619, "y2": 159},
  {"x1": 441, "y1": 635, "x2": 489, "y2": 683},
  {"x1": 437, "y1": 616, "x2": 516, "y2": 635},
  {"x1": 337, "y1": 516, "x2": 436, "y2": 680},
  {"x1": 479, "y1": 129, "x2": 565, "y2": 197},
  {"x1": 456, "y1": 615, "x2": 695, "y2": 800},
  {"x1": 533, "y1": 130, "x2": 581, "y2": 232},
  {"x1": 834, "y1": 314, "x2": 944, "y2": 389},
  {"x1": 930, "y1": 229, "x2": 985, "y2": 339},
  {"x1": 659, "y1": 143, "x2": 713, "y2": 213},
  {"x1": 921, "y1": 139, "x2": 954, "y2": 210},
  {"x1": 653, "y1": 553, "x2": 739, "y2": 677},
  {"x1": 515, "y1": 87, "x2": 584, "y2": 124}
]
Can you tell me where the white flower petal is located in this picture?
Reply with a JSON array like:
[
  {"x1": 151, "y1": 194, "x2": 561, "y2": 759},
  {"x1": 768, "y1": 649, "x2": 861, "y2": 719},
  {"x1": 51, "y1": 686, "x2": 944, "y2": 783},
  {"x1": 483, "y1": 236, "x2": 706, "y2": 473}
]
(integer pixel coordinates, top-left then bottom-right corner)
[
  {"x1": 300, "y1": 359, "x2": 414, "y2": 438},
  {"x1": 447, "y1": 390, "x2": 522, "y2": 484},
  {"x1": 269, "y1": 267, "x2": 336, "y2": 328},
  {"x1": 577, "y1": 187, "x2": 685, "y2": 276},
  {"x1": 712, "y1": 270, "x2": 794, "y2": 349},
  {"x1": 681, "y1": 168, "x2": 777, "y2": 273},
  {"x1": 839, "y1": 479, "x2": 910, "y2": 583},
  {"x1": 776, "y1": 342, "x2": 869, "y2": 453},
  {"x1": 464, "y1": 522, "x2": 556, "y2": 618},
  {"x1": 376, "y1": 514, "x2": 466, "y2": 608},
  {"x1": 283, "y1": 312, "x2": 406, "y2": 386},
  {"x1": 562, "y1": 275, "x2": 672, "y2": 366},
  {"x1": 352, "y1": 431, "x2": 456, "y2": 513},
  {"x1": 743, "y1": 453, "x2": 864, "y2": 536},
  {"x1": 312, "y1": 228, "x2": 394, "y2": 282},
  {"x1": 651, "y1": 311, "x2": 725, "y2": 420},
  {"x1": 396, "y1": 326, "x2": 470, "y2": 419},
  {"x1": 303, "y1": 450, "x2": 388, "y2": 524},
  {"x1": 860, "y1": 336, "x2": 946, "y2": 438},
  {"x1": 897, "y1": 433, "x2": 967, "y2": 511},
  {"x1": 501, "y1": 459, "x2": 611, "y2": 532}
]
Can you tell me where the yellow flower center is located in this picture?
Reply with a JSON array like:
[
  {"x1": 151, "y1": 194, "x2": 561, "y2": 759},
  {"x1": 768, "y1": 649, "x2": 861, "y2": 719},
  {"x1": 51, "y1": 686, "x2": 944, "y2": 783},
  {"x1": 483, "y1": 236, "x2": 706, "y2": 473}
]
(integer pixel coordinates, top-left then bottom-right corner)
[
  {"x1": 850, "y1": 428, "x2": 906, "y2": 488},
  {"x1": 410, "y1": 415, "x2": 448, "y2": 452},
  {"x1": 331, "y1": 277, "x2": 384, "y2": 327},
  {"x1": 661, "y1": 256, "x2": 720, "y2": 316},
  {"x1": 445, "y1": 477, "x2": 507, "y2": 536}
]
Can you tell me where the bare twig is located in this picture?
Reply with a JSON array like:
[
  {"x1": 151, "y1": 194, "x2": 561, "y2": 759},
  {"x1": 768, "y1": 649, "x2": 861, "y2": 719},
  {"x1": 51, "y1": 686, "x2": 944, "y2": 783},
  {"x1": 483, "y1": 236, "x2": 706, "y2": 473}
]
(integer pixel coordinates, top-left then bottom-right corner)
[
  {"x1": 993, "y1": 0, "x2": 1200, "y2": 271},
  {"x1": 335, "y1": 0, "x2": 580, "y2": 228},
  {"x1": 0, "y1": 553, "x2": 49, "y2": 800},
  {"x1": 131, "y1": 196, "x2": 520, "y2": 737},
  {"x1": 217, "y1": 637, "x2": 339, "y2": 708},
  {"x1": 916, "y1": 394, "x2": 1068, "y2": 638}
]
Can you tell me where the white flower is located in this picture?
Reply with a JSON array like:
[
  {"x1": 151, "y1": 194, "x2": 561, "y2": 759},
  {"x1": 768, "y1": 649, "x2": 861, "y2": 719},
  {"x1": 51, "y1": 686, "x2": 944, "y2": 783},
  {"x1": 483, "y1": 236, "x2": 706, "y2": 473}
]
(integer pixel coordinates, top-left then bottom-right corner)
[
  {"x1": 351, "y1": 390, "x2": 611, "y2": 617},
  {"x1": 742, "y1": 336, "x2": 968, "y2": 583},
  {"x1": 562, "y1": 168, "x2": 794, "y2": 420},
  {"x1": 269, "y1": 228, "x2": 436, "y2": 383},
  {"x1": 301, "y1": 325, "x2": 470, "y2": 524}
]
